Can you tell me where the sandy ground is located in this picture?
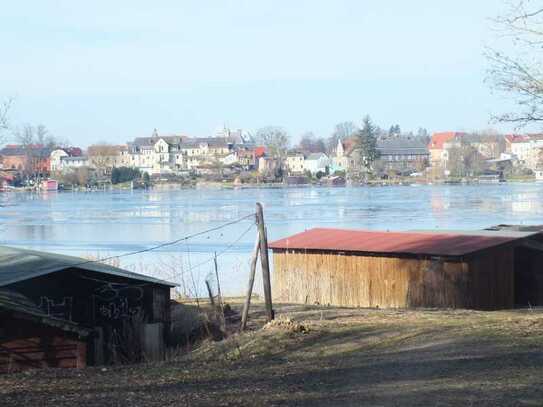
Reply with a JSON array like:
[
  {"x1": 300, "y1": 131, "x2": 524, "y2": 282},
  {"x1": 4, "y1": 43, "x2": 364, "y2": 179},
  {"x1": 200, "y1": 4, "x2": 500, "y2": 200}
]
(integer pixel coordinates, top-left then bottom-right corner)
[{"x1": 2, "y1": 304, "x2": 543, "y2": 406}]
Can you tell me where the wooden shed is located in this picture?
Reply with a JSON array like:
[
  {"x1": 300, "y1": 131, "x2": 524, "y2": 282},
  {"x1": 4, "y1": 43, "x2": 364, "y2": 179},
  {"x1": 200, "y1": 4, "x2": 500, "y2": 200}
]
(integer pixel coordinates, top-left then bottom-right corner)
[
  {"x1": 0, "y1": 289, "x2": 91, "y2": 373},
  {"x1": 0, "y1": 246, "x2": 176, "y2": 369},
  {"x1": 269, "y1": 228, "x2": 543, "y2": 310}
]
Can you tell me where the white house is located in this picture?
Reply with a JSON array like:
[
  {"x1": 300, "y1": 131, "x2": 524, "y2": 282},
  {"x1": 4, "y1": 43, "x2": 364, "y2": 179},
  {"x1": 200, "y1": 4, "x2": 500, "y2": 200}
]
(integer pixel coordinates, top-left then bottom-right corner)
[
  {"x1": 304, "y1": 153, "x2": 330, "y2": 175},
  {"x1": 506, "y1": 134, "x2": 543, "y2": 170},
  {"x1": 60, "y1": 156, "x2": 90, "y2": 170},
  {"x1": 286, "y1": 152, "x2": 305, "y2": 174},
  {"x1": 50, "y1": 149, "x2": 69, "y2": 172}
]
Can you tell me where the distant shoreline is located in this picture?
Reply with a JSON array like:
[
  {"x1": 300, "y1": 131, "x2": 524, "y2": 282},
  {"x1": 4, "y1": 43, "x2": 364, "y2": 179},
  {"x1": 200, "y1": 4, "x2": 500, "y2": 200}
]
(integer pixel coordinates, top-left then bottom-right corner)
[{"x1": 2, "y1": 177, "x2": 540, "y2": 194}]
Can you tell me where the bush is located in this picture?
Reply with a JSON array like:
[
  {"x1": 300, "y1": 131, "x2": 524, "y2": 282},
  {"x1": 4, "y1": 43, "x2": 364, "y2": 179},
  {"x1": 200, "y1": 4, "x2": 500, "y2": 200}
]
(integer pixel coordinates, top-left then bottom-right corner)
[
  {"x1": 111, "y1": 167, "x2": 141, "y2": 184},
  {"x1": 143, "y1": 172, "x2": 151, "y2": 187}
]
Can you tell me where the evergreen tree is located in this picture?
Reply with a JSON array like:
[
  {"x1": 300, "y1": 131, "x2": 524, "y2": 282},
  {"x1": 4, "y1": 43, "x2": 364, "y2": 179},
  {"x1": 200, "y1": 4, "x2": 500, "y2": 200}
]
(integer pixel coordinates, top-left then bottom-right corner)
[
  {"x1": 388, "y1": 124, "x2": 401, "y2": 136},
  {"x1": 355, "y1": 115, "x2": 380, "y2": 170}
]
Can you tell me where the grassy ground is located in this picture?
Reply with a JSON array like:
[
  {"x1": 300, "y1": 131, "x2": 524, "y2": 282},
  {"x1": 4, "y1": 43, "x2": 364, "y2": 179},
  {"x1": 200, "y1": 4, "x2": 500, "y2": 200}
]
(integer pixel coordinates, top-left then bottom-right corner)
[{"x1": 2, "y1": 304, "x2": 543, "y2": 406}]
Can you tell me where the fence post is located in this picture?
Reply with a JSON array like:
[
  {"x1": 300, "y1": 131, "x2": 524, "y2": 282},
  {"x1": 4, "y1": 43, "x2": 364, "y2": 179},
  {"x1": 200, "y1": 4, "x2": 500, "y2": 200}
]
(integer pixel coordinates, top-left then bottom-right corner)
[
  {"x1": 256, "y1": 202, "x2": 274, "y2": 321},
  {"x1": 240, "y1": 234, "x2": 260, "y2": 331}
]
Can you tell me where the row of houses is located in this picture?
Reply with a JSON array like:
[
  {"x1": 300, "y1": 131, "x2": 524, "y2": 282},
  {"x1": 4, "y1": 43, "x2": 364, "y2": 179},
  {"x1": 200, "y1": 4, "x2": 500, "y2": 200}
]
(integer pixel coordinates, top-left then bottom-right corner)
[
  {"x1": 428, "y1": 131, "x2": 543, "y2": 174},
  {"x1": 3, "y1": 129, "x2": 543, "y2": 182},
  {"x1": 285, "y1": 131, "x2": 543, "y2": 178},
  {"x1": 0, "y1": 129, "x2": 270, "y2": 179},
  {"x1": 285, "y1": 137, "x2": 430, "y2": 176}
]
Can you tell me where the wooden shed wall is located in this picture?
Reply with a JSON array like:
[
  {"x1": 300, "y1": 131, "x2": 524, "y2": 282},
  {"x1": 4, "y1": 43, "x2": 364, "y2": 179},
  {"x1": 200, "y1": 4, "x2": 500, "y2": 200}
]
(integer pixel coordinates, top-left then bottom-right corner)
[
  {"x1": 514, "y1": 247, "x2": 543, "y2": 307},
  {"x1": 272, "y1": 248, "x2": 514, "y2": 309},
  {"x1": 0, "y1": 317, "x2": 86, "y2": 373}
]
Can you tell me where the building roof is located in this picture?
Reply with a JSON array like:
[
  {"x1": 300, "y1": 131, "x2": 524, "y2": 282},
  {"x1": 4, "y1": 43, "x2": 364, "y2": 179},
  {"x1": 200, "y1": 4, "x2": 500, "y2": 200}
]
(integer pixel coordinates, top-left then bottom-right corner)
[
  {"x1": 130, "y1": 135, "x2": 187, "y2": 148},
  {"x1": 504, "y1": 134, "x2": 543, "y2": 144},
  {"x1": 428, "y1": 132, "x2": 467, "y2": 150},
  {"x1": 0, "y1": 144, "x2": 53, "y2": 158},
  {"x1": 181, "y1": 137, "x2": 231, "y2": 149},
  {"x1": 410, "y1": 229, "x2": 539, "y2": 239},
  {"x1": 0, "y1": 246, "x2": 176, "y2": 288},
  {"x1": 377, "y1": 138, "x2": 429, "y2": 156},
  {"x1": 505, "y1": 134, "x2": 529, "y2": 144},
  {"x1": 61, "y1": 156, "x2": 88, "y2": 162},
  {"x1": 254, "y1": 146, "x2": 266, "y2": 158},
  {"x1": 485, "y1": 224, "x2": 543, "y2": 232},
  {"x1": 269, "y1": 228, "x2": 522, "y2": 258},
  {"x1": 306, "y1": 153, "x2": 328, "y2": 160},
  {"x1": 287, "y1": 150, "x2": 305, "y2": 157}
]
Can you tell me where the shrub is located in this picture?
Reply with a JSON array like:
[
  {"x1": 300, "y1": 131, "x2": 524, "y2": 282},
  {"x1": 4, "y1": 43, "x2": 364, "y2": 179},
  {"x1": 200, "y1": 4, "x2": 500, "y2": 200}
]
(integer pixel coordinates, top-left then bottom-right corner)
[{"x1": 111, "y1": 167, "x2": 141, "y2": 184}]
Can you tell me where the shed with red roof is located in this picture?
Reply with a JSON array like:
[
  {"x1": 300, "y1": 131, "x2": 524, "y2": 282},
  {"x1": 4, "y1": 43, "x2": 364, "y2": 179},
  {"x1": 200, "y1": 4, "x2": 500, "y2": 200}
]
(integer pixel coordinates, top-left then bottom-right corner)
[{"x1": 269, "y1": 228, "x2": 543, "y2": 309}]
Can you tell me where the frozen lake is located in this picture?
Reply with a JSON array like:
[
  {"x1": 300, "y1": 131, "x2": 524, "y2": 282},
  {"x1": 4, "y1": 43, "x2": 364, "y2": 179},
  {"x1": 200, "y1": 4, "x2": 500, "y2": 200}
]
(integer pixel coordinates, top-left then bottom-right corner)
[{"x1": 2, "y1": 183, "x2": 543, "y2": 296}]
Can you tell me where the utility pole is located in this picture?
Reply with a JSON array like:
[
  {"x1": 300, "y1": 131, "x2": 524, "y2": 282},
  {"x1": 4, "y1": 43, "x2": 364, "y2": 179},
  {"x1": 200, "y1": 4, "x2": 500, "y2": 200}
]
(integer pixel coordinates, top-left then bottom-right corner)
[{"x1": 256, "y1": 202, "x2": 274, "y2": 321}]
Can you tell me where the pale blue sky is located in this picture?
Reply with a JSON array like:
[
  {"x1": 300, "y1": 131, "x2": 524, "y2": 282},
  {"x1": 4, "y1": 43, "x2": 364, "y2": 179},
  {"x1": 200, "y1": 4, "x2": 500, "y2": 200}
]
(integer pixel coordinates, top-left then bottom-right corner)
[{"x1": 0, "y1": 1, "x2": 516, "y2": 146}]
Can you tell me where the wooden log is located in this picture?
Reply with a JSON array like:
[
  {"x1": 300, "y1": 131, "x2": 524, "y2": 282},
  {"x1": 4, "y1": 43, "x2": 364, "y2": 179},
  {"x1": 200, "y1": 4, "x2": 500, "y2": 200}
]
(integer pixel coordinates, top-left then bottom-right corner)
[
  {"x1": 240, "y1": 234, "x2": 260, "y2": 331},
  {"x1": 205, "y1": 280, "x2": 215, "y2": 308}
]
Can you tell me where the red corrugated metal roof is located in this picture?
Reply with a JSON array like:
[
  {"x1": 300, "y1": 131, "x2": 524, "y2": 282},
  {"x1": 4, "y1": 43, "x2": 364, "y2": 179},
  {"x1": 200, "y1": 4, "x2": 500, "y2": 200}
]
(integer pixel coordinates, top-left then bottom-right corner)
[{"x1": 269, "y1": 228, "x2": 519, "y2": 257}]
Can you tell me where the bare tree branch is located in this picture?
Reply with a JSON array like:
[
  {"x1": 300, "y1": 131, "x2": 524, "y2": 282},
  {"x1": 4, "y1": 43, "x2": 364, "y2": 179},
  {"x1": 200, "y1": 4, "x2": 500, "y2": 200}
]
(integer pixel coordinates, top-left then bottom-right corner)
[
  {"x1": 487, "y1": 1, "x2": 543, "y2": 128},
  {"x1": 0, "y1": 97, "x2": 14, "y2": 146}
]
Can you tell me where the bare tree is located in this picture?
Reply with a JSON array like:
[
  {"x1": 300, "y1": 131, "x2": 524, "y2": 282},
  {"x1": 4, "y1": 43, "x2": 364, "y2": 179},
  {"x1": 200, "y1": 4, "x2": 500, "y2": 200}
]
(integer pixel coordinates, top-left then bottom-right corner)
[
  {"x1": 0, "y1": 98, "x2": 13, "y2": 146},
  {"x1": 87, "y1": 143, "x2": 120, "y2": 174},
  {"x1": 447, "y1": 142, "x2": 486, "y2": 178},
  {"x1": 327, "y1": 121, "x2": 357, "y2": 153},
  {"x1": 254, "y1": 126, "x2": 290, "y2": 158},
  {"x1": 13, "y1": 125, "x2": 39, "y2": 177},
  {"x1": 35, "y1": 124, "x2": 57, "y2": 147},
  {"x1": 298, "y1": 132, "x2": 326, "y2": 153},
  {"x1": 487, "y1": 1, "x2": 543, "y2": 126},
  {"x1": 12, "y1": 124, "x2": 59, "y2": 178}
]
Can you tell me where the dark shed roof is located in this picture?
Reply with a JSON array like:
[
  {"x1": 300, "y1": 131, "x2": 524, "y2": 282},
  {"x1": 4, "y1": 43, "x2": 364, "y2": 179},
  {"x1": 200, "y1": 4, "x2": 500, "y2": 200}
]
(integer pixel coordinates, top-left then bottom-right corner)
[
  {"x1": 0, "y1": 246, "x2": 176, "y2": 287},
  {"x1": 269, "y1": 228, "x2": 521, "y2": 258}
]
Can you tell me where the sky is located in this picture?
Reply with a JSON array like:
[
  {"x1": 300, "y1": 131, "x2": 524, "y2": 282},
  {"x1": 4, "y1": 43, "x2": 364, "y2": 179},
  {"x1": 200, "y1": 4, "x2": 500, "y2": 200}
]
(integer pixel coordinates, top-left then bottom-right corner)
[{"x1": 0, "y1": 0, "x2": 520, "y2": 147}]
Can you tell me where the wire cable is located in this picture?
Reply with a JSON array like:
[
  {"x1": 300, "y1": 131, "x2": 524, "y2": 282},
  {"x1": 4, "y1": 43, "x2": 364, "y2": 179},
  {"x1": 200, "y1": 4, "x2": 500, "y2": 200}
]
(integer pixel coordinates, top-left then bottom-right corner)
[
  {"x1": 170, "y1": 221, "x2": 256, "y2": 279},
  {"x1": 33, "y1": 213, "x2": 256, "y2": 273}
]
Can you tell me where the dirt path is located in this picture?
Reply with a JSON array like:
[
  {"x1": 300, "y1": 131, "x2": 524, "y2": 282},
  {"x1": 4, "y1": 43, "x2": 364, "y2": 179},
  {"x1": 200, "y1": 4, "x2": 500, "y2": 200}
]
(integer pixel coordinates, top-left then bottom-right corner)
[{"x1": 2, "y1": 305, "x2": 543, "y2": 406}]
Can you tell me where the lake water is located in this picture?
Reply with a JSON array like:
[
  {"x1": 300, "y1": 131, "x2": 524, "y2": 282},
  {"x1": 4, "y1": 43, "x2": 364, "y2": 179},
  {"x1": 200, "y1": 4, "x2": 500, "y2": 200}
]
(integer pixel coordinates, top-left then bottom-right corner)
[{"x1": 2, "y1": 183, "x2": 543, "y2": 296}]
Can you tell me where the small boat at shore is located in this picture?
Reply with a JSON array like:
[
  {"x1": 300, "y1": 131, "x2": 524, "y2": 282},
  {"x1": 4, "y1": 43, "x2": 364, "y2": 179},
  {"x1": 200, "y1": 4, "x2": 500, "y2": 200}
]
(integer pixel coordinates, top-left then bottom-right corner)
[{"x1": 40, "y1": 179, "x2": 59, "y2": 191}]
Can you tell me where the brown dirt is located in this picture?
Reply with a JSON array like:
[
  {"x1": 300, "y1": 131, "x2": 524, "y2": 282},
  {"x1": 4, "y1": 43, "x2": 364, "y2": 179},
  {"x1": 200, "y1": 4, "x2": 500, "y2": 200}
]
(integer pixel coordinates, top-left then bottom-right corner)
[{"x1": 2, "y1": 304, "x2": 543, "y2": 406}]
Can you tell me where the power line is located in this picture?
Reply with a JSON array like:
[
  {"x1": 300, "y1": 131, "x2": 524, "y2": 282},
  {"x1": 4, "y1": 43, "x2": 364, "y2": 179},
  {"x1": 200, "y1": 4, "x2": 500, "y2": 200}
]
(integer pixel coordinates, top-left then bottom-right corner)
[
  {"x1": 173, "y1": 221, "x2": 256, "y2": 278},
  {"x1": 34, "y1": 213, "x2": 256, "y2": 273}
]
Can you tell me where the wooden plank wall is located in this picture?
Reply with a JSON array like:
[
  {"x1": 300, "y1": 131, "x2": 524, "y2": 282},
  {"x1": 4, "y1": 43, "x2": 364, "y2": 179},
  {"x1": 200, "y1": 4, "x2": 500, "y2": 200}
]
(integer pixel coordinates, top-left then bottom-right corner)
[
  {"x1": 272, "y1": 248, "x2": 515, "y2": 309},
  {"x1": 0, "y1": 336, "x2": 86, "y2": 373},
  {"x1": 467, "y1": 247, "x2": 514, "y2": 309}
]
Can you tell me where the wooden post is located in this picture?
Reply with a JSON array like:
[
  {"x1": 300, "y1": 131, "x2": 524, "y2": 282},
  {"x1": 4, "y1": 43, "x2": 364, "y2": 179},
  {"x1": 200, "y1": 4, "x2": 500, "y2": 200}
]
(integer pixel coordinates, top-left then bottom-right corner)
[
  {"x1": 256, "y1": 202, "x2": 274, "y2": 321},
  {"x1": 213, "y1": 252, "x2": 226, "y2": 331},
  {"x1": 240, "y1": 234, "x2": 260, "y2": 331},
  {"x1": 213, "y1": 252, "x2": 223, "y2": 308},
  {"x1": 205, "y1": 280, "x2": 215, "y2": 308}
]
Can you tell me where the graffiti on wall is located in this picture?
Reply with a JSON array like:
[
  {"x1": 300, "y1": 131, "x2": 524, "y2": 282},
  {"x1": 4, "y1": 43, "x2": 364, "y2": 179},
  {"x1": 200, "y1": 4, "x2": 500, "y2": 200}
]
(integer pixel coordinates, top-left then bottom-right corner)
[
  {"x1": 38, "y1": 296, "x2": 74, "y2": 321},
  {"x1": 92, "y1": 281, "x2": 145, "y2": 321}
]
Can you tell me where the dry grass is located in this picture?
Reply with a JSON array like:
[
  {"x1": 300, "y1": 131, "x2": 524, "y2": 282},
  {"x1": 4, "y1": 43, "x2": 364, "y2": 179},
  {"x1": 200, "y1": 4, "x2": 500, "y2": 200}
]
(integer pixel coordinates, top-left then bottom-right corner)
[{"x1": 2, "y1": 304, "x2": 543, "y2": 406}]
